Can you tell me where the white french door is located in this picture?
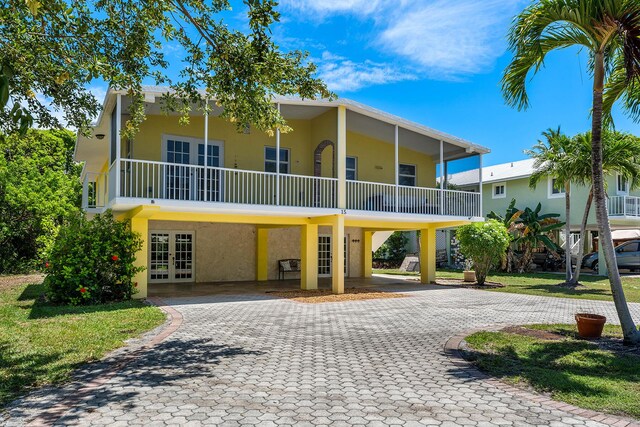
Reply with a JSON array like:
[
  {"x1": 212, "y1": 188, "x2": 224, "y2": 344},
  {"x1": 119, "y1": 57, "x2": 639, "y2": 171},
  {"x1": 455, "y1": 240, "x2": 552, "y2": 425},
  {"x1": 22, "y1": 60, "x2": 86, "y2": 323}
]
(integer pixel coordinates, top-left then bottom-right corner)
[
  {"x1": 149, "y1": 231, "x2": 195, "y2": 283},
  {"x1": 317, "y1": 235, "x2": 349, "y2": 278}
]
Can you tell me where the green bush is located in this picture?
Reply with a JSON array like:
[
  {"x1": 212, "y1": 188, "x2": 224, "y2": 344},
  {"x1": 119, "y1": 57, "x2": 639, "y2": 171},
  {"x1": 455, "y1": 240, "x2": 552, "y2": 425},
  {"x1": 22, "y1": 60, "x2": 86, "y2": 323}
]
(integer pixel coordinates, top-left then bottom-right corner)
[
  {"x1": 456, "y1": 220, "x2": 510, "y2": 285},
  {"x1": 45, "y1": 211, "x2": 144, "y2": 305},
  {"x1": 374, "y1": 231, "x2": 409, "y2": 264}
]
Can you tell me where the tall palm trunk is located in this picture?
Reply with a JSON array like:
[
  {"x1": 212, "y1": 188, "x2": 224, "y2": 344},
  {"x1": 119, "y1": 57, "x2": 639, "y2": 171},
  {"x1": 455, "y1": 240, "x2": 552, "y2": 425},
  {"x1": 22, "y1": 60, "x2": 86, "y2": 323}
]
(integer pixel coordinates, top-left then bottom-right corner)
[
  {"x1": 591, "y1": 52, "x2": 640, "y2": 344},
  {"x1": 564, "y1": 183, "x2": 573, "y2": 283},
  {"x1": 572, "y1": 188, "x2": 593, "y2": 284}
]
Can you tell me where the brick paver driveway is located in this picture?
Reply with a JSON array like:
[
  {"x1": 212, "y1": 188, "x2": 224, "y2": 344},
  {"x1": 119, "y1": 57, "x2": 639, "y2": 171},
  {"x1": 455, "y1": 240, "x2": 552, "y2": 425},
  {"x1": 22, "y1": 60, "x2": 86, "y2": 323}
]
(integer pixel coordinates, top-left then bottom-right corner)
[{"x1": 4, "y1": 282, "x2": 640, "y2": 426}]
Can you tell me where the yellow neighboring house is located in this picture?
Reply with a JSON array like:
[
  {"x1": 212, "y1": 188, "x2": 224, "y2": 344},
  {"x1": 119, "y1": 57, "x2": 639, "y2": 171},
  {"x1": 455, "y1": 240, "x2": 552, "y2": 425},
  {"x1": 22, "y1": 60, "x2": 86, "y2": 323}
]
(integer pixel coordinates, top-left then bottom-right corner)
[{"x1": 75, "y1": 86, "x2": 489, "y2": 298}]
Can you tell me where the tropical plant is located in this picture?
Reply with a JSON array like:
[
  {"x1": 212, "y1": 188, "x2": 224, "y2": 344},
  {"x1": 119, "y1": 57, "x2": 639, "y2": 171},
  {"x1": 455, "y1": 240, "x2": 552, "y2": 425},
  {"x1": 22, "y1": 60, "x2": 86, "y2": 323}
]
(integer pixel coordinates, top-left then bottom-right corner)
[
  {"x1": 502, "y1": 0, "x2": 640, "y2": 343},
  {"x1": 456, "y1": 220, "x2": 510, "y2": 286},
  {"x1": 46, "y1": 211, "x2": 144, "y2": 305},
  {"x1": 374, "y1": 231, "x2": 408, "y2": 265},
  {"x1": 0, "y1": 129, "x2": 81, "y2": 272},
  {"x1": 0, "y1": 1, "x2": 332, "y2": 136},
  {"x1": 487, "y1": 198, "x2": 522, "y2": 272},
  {"x1": 526, "y1": 128, "x2": 576, "y2": 284},
  {"x1": 566, "y1": 130, "x2": 640, "y2": 283},
  {"x1": 512, "y1": 203, "x2": 565, "y2": 273}
]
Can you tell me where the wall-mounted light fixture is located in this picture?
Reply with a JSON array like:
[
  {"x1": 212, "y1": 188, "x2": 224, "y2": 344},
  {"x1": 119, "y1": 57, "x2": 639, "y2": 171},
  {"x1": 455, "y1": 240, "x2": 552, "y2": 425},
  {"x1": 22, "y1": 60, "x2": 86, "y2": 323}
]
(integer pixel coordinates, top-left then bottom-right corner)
[
  {"x1": 374, "y1": 165, "x2": 383, "y2": 170},
  {"x1": 95, "y1": 134, "x2": 105, "y2": 140}
]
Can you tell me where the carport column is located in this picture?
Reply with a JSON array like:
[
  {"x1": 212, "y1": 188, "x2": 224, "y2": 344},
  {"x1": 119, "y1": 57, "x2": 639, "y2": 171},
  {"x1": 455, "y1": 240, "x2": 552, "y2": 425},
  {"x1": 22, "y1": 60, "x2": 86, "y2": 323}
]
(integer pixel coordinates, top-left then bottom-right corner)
[
  {"x1": 332, "y1": 215, "x2": 345, "y2": 294},
  {"x1": 420, "y1": 227, "x2": 436, "y2": 284},
  {"x1": 337, "y1": 105, "x2": 347, "y2": 209},
  {"x1": 256, "y1": 227, "x2": 269, "y2": 281},
  {"x1": 363, "y1": 230, "x2": 373, "y2": 278},
  {"x1": 130, "y1": 216, "x2": 149, "y2": 299},
  {"x1": 301, "y1": 224, "x2": 318, "y2": 290}
]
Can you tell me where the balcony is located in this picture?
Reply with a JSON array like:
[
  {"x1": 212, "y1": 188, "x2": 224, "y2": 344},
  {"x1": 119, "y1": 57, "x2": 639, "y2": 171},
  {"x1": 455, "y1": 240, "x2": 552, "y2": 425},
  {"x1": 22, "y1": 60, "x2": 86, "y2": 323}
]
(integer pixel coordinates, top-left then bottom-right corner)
[
  {"x1": 608, "y1": 195, "x2": 640, "y2": 218},
  {"x1": 82, "y1": 159, "x2": 482, "y2": 218}
]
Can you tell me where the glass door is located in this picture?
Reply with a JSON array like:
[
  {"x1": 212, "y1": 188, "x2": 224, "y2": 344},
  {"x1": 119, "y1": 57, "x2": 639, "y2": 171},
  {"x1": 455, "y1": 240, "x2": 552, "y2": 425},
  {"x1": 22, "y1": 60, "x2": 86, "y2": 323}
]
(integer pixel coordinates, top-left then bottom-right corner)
[
  {"x1": 149, "y1": 231, "x2": 195, "y2": 283},
  {"x1": 317, "y1": 235, "x2": 349, "y2": 278}
]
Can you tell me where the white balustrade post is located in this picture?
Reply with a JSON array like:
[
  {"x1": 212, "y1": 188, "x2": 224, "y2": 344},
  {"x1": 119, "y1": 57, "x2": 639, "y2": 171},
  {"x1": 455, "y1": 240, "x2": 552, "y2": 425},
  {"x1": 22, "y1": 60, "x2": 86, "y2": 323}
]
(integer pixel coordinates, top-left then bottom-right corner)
[
  {"x1": 115, "y1": 94, "x2": 122, "y2": 198},
  {"x1": 203, "y1": 99, "x2": 209, "y2": 202},
  {"x1": 394, "y1": 125, "x2": 399, "y2": 213},
  {"x1": 479, "y1": 154, "x2": 484, "y2": 217},
  {"x1": 276, "y1": 103, "x2": 281, "y2": 206}
]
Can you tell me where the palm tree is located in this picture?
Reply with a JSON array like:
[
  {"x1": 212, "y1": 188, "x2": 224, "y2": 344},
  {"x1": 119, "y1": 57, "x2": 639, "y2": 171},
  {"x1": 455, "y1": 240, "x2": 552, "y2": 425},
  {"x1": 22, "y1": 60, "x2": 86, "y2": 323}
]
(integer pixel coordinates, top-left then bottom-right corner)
[
  {"x1": 567, "y1": 130, "x2": 640, "y2": 283},
  {"x1": 502, "y1": 0, "x2": 640, "y2": 344},
  {"x1": 526, "y1": 128, "x2": 576, "y2": 285},
  {"x1": 512, "y1": 203, "x2": 564, "y2": 273}
]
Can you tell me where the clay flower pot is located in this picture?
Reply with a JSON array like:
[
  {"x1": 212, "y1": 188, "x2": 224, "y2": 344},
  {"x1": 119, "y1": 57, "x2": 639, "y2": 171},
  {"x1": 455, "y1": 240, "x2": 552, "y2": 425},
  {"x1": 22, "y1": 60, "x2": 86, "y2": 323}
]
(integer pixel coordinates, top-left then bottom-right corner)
[
  {"x1": 575, "y1": 313, "x2": 606, "y2": 339},
  {"x1": 463, "y1": 270, "x2": 476, "y2": 283}
]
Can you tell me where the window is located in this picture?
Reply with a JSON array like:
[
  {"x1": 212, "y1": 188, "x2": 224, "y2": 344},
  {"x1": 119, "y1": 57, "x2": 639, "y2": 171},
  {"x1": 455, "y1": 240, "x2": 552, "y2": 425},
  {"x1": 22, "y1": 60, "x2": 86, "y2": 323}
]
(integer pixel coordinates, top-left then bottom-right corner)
[
  {"x1": 198, "y1": 144, "x2": 220, "y2": 167},
  {"x1": 346, "y1": 156, "x2": 357, "y2": 180},
  {"x1": 265, "y1": 147, "x2": 290, "y2": 173},
  {"x1": 398, "y1": 164, "x2": 416, "y2": 187},
  {"x1": 492, "y1": 182, "x2": 506, "y2": 199},
  {"x1": 617, "y1": 174, "x2": 629, "y2": 195},
  {"x1": 166, "y1": 139, "x2": 191, "y2": 164},
  {"x1": 620, "y1": 242, "x2": 638, "y2": 252},
  {"x1": 548, "y1": 177, "x2": 566, "y2": 198}
]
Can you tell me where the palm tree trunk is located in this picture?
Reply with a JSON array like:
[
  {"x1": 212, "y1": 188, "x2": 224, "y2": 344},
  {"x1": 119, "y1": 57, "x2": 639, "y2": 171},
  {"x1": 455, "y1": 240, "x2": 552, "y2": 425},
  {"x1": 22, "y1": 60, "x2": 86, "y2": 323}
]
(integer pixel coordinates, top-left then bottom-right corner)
[
  {"x1": 591, "y1": 52, "x2": 640, "y2": 344},
  {"x1": 572, "y1": 188, "x2": 593, "y2": 284},
  {"x1": 564, "y1": 183, "x2": 573, "y2": 283}
]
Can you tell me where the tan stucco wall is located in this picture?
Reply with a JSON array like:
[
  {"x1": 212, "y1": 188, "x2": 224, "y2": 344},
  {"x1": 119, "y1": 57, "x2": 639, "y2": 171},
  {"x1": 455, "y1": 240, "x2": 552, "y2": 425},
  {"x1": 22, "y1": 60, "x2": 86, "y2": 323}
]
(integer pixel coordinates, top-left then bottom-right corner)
[{"x1": 148, "y1": 221, "x2": 364, "y2": 282}]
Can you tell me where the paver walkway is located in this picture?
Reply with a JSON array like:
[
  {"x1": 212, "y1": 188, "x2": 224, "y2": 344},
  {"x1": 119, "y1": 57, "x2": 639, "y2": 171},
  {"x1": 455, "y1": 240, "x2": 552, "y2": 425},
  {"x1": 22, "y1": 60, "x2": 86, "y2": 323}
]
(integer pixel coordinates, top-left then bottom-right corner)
[{"x1": 4, "y1": 282, "x2": 640, "y2": 426}]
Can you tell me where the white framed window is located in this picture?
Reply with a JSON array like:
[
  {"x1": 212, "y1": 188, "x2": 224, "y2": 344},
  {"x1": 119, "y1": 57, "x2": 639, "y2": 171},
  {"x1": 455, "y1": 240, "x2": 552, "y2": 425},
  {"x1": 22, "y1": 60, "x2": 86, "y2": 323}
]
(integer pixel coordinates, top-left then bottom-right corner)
[
  {"x1": 346, "y1": 156, "x2": 357, "y2": 180},
  {"x1": 161, "y1": 134, "x2": 224, "y2": 166},
  {"x1": 617, "y1": 174, "x2": 629, "y2": 195},
  {"x1": 548, "y1": 177, "x2": 566, "y2": 199},
  {"x1": 398, "y1": 163, "x2": 416, "y2": 187},
  {"x1": 265, "y1": 146, "x2": 290, "y2": 174},
  {"x1": 492, "y1": 182, "x2": 506, "y2": 199}
]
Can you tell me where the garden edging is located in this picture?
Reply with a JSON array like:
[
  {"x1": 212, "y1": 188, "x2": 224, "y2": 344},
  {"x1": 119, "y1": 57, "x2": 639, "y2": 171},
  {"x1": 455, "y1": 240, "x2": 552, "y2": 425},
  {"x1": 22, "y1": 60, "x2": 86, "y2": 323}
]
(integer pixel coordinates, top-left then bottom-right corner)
[{"x1": 444, "y1": 327, "x2": 640, "y2": 427}]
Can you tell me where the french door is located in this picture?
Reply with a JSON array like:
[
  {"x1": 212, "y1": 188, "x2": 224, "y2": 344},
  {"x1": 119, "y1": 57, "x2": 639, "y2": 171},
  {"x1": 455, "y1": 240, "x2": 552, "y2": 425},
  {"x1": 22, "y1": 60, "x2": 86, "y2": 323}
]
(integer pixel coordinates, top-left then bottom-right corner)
[
  {"x1": 317, "y1": 235, "x2": 349, "y2": 277},
  {"x1": 149, "y1": 231, "x2": 195, "y2": 283}
]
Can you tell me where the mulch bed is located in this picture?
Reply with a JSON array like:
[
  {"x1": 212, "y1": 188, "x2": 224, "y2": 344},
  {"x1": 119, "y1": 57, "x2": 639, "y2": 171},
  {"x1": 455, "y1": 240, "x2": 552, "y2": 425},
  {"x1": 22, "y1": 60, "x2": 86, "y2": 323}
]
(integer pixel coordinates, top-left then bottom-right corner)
[
  {"x1": 266, "y1": 287, "x2": 406, "y2": 304},
  {"x1": 435, "y1": 278, "x2": 505, "y2": 288}
]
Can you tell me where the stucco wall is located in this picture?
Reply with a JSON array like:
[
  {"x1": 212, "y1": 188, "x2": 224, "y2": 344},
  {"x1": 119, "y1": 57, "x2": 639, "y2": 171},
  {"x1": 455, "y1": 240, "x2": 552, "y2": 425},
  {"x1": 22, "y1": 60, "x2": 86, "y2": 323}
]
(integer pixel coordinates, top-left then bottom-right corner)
[{"x1": 148, "y1": 221, "x2": 364, "y2": 283}]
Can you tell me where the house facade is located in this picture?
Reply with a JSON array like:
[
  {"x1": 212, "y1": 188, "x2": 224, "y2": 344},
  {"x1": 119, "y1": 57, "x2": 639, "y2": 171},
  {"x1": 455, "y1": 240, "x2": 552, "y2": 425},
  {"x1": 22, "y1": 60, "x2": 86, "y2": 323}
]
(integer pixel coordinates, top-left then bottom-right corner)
[
  {"x1": 76, "y1": 87, "x2": 488, "y2": 297},
  {"x1": 448, "y1": 158, "x2": 640, "y2": 273}
]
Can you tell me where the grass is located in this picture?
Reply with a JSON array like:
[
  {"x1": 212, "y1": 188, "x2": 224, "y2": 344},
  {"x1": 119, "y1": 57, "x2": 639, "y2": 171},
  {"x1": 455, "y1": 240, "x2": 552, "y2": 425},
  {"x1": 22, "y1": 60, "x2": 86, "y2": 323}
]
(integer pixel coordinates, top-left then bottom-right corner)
[
  {"x1": 373, "y1": 268, "x2": 640, "y2": 303},
  {"x1": 465, "y1": 324, "x2": 640, "y2": 419},
  {"x1": 0, "y1": 275, "x2": 165, "y2": 408}
]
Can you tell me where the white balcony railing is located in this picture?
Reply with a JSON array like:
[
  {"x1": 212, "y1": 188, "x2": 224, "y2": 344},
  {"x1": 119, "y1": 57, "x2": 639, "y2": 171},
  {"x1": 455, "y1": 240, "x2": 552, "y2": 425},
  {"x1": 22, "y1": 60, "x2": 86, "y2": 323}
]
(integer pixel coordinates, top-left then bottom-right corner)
[
  {"x1": 347, "y1": 180, "x2": 481, "y2": 217},
  {"x1": 608, "y1": 195, "x2": 640, "y2": 217},
  {"x1": 119, "y1": 159, "x2": 338, "y2": 209},
  {"x1": 86, "y1": 159, "x2": 481, "y2": 217}
]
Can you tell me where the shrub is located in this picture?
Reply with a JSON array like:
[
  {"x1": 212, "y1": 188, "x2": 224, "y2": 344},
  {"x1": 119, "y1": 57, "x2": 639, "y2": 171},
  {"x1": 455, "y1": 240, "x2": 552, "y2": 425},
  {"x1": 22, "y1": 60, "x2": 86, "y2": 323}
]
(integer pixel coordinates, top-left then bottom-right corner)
[
  {"x1": 45, "y1": 210, "x2": 144, "y2": 305},
  {"x1": 456, "y1": 220, "x2": 510, "y2": 285},
  {"x1": 373, "y1": 231, "x2": 409, "y2": 266}
]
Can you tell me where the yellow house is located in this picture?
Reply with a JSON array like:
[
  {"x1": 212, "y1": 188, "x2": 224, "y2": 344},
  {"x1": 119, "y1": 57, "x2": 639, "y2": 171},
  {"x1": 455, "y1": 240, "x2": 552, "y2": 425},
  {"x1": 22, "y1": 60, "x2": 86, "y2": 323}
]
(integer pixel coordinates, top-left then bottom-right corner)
[{"x1": 75, "y1": 87, "x2": 489, "y2": 298}]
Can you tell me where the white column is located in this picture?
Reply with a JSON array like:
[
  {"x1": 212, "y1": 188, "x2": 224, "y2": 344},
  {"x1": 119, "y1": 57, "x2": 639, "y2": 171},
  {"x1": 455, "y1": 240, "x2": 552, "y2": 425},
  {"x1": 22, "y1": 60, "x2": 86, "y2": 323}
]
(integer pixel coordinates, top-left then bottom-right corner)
[
  {"x1": 276, "y1": 103, "x2": 280, "y2": 206},
  {"x1": 439, "y1": 140, "x2": 444, "y2": 190},
  {"x1": 479, "y1": 154, "x2": 484, "y2": 217},
  {"x1": 337, "y1": 105, "x2": 347, "y2": 209},
  {"x1": 115, "y1": 94, "x2": 122, "y2": 198},
  {"x1": 394, "y1": 124, "x2": 399, "y2": 212},
  {"x1": 203, "y1": 99, "x2": 209, "y2": 202}
]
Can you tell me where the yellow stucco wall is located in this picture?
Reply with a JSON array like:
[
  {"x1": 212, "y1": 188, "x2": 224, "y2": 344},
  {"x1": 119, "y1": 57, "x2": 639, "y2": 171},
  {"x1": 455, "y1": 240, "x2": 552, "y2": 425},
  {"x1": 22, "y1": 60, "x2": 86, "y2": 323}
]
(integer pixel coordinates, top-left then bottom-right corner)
[{"x1": 123, "y1": 111, "x2": 436, "y2": 187}]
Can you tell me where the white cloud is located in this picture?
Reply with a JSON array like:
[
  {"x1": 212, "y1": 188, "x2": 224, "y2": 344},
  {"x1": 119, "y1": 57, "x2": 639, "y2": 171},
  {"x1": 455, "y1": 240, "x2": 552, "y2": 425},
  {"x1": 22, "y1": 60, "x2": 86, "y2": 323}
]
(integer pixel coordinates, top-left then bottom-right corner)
[
  {"x1": 280, "y1": 0, "x2": 523, "y2": 79},
  {"x1": 317, "y1": 51, "x2": 416, "y2": 92}
]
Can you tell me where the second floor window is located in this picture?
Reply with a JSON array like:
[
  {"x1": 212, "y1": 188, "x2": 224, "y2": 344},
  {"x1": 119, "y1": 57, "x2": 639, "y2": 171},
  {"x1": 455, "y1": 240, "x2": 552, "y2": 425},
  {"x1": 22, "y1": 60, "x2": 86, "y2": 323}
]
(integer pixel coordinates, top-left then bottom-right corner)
[
  {"x1": 548, "y1": 177, "x2": 566, "y2": 198},
  {"x1": 617, "y1": 174, "x2": 629, "y2": 195},
  {"x1": 198, "y1": 144, "x2": 220, "y2": 167},
  {"x1": 346, "y1": 156, "x2": 357, "y2": 180},
  {"x1": 399, "y1": 164, "x2": 416, "y2": 187},
  {"x1": 265, "y1": 147, "x2": 290, "y2": 174}
]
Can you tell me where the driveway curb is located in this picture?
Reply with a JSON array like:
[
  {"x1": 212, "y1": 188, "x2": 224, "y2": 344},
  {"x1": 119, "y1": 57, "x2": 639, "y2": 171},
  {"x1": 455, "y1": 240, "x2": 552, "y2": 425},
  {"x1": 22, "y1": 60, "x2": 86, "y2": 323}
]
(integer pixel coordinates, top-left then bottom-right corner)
[
  {"x1": 444, "y1": 328, "x2": 640, "y2": 427},
  {"x1": 25, "y1": 297, "x2": 181, "y2": 426}
]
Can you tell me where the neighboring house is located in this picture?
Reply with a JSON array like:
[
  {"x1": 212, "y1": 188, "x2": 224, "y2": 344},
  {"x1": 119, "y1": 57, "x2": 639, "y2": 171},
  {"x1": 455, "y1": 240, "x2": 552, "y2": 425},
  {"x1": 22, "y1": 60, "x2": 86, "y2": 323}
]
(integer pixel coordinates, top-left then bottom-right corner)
[
  {"x1": 75, "y1": 87, "x2": 489, "y2": 298},
  {"x1": 447, "y1": 158, "x2": 640, "y2": 272}
]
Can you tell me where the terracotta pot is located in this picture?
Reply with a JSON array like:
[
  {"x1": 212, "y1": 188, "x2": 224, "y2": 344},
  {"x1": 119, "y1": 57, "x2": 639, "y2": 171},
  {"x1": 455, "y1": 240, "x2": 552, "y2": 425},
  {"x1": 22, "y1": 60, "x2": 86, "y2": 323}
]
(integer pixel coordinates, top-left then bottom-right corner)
[
  {"x1": 575, "y1": 313, "x2": 606, "y2": 339},
  {"x1": 463, "y1": 271, "x2": 476, "y2": 283}
]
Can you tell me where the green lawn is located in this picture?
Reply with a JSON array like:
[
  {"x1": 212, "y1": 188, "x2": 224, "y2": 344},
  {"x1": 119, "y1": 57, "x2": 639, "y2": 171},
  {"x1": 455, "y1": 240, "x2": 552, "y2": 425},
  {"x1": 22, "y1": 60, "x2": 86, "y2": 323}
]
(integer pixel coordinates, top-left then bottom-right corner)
[
  {"x1": 373, "y1": 268, "x2": 640, "y2": 303},
  {"x1": 465, "y1": 324, "x2": 640, "y2": 419},
  {"x1": 0, "y1": 275, "x2": 165, "y2": 408}
]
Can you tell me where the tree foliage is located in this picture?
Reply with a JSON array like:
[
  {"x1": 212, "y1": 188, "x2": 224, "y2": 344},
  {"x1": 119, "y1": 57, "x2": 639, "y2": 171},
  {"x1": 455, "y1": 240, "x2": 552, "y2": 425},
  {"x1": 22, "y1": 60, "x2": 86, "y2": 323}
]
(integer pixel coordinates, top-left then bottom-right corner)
[
  {"x1": 46, "y1": 211, "x2": 143, "y2": 305},
  {"x1": 374, "y1": 231, "x2": 408, "y2": 264},
  {"x1": 0, "y1": 0, "x2": 333, "y2": 136},
  {"x1": 456, "y1": 221, "x2": 510, "y2": 286},
  {"x1": 0, "y1": 129, "x2": 81, "y2": 273}
]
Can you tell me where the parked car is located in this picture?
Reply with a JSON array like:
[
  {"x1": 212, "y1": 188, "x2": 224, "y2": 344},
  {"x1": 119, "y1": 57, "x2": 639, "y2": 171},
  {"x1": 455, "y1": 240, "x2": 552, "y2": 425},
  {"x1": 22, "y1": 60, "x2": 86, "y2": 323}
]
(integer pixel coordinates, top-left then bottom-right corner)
[{"x1": 582, "y1": 240, "x2": 640, "y2": 271}]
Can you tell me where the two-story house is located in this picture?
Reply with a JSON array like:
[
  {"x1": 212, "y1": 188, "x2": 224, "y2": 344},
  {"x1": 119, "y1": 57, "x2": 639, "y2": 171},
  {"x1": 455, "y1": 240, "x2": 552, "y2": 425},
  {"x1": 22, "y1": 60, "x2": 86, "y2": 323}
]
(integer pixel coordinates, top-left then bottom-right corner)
[
  {"x1": 448, "y1": 158, "x2": 640, "y2": 273},
  {"x1": 75, "y1": 87, "x2": 489, "y2": 298}
]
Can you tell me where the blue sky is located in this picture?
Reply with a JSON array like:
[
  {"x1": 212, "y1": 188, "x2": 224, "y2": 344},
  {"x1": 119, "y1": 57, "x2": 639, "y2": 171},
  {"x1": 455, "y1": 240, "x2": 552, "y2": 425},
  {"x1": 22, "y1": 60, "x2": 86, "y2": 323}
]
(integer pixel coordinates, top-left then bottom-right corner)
[{"x1": 85, "y1": 0, "x2": 640, "y2": 169}]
